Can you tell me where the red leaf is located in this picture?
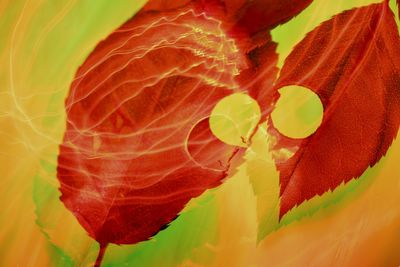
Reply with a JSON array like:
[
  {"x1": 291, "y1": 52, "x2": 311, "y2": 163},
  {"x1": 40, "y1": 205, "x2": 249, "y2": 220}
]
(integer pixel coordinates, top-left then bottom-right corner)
[
  {"x1": 224, "y1": 0, "x2": 313, "y2": 34},
  {"x1": 57, "y1": 1, "x2": 277, "y2": 260},
  {"x1": 271, "y1": 1, "x2": 400, "y2": 218},
  {"x1": 142, "y1": 0, "x2": 313, "y2": 35}
]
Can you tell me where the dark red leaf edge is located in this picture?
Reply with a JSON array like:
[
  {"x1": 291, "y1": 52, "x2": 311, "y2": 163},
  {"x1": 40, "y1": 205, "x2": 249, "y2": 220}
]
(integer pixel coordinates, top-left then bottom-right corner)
[
  {"x1": 227, "y1": 0, "x2": 313, "y2": 35},
  {"x1": 141, "y1": 0, "x2": 314, "y2": 35}
]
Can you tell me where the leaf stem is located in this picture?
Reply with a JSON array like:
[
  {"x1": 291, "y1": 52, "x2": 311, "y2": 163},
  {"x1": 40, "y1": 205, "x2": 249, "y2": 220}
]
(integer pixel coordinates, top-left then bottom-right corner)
[{"x1": 94, "y1": 243, "x2": 108, "y2": 267}]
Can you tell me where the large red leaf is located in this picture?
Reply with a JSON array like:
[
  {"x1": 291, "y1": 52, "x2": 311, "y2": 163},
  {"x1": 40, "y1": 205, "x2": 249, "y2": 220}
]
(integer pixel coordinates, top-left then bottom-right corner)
[
  {"x1": 57, "y1": 1, "x2": 277, "y2": 265},
  {"x1": 270, "y1": 1, "x2": 400, "y2": 218}
]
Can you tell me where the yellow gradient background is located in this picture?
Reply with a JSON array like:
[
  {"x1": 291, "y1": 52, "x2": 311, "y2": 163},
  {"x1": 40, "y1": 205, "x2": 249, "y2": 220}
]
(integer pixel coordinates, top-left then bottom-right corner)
[{"x1": 1, "y1": 0, "x2": 400, "y2": 266}]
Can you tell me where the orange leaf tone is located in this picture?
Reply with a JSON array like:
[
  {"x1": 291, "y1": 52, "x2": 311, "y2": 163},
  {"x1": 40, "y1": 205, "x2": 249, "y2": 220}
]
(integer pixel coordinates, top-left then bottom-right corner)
[
  {"x1": 57, "y1": 1, "x2": 284, "y2": 264},
  {"x1": 271, "y1": 1, "x2": 400, "y2": 218}
]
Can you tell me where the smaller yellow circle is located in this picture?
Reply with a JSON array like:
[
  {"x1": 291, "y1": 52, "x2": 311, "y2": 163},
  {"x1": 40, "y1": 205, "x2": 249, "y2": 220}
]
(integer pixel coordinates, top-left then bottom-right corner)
[
  {"x1": 271, "y1": 85, "x2": 324, "y2": 139},
  {"x1": 210, "y1": 93, "x2": 261, "y2": 147}
]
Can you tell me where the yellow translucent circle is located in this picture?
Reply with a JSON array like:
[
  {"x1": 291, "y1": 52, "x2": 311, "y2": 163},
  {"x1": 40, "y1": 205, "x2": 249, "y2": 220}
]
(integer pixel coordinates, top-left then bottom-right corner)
[
  {"x1": 271, "y1": 85, "x2": 324, "y2": 139},
  {"x1": 210, "y1": 93, "x2": 261, "y2": 147}
]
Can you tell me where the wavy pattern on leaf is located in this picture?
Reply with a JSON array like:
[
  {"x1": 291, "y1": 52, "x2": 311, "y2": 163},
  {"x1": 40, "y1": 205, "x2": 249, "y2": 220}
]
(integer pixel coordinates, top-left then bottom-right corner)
[
  {"x1": 60, "y1": 4, "x2": 240, "y2": 246},
  {"x1": 270, "y1": 1, "x2": 400, "y2": 218},
  {"x1": 57, "y1": 1, "x2": 277, "y2": 265},
  {"x1": 140, "y1": 0, "x2": 313, "y2": 35}
]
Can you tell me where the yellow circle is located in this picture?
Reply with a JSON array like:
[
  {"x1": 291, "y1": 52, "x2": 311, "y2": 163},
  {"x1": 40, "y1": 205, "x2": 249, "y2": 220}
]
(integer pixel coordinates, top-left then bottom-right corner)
[
  {"x1": 210, "y1": 93, "x2": 261, "y2": 147},
  {"x1": 271, "y1": 85, "x2": 323, "y2": 139}
]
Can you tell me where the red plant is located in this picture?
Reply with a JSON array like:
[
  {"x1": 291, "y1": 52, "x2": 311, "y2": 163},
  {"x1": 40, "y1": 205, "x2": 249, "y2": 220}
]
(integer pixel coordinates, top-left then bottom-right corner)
[{"x1": 57, "y1": 0, "x2": 400, "y2": 266}]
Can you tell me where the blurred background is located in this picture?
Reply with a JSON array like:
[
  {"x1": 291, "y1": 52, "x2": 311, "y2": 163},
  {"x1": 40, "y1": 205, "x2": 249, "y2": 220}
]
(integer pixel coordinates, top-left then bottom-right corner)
[{"x1": 1, "y1": 0, "x2": 400, "y2": 266}]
